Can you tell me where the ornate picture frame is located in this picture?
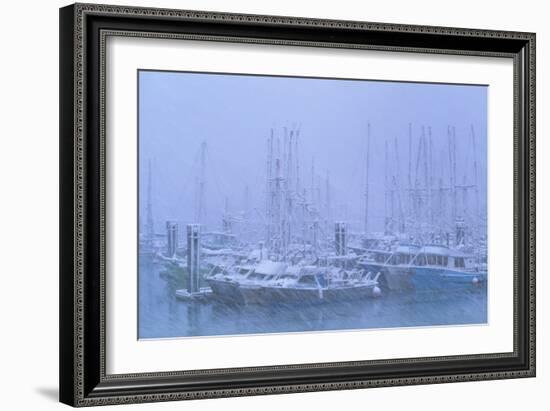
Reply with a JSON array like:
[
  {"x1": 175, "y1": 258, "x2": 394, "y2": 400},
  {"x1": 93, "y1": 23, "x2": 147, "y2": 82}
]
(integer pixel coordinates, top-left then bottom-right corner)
[{"x1": 59, "y1": 3, "x2": 535, "y2": 407}]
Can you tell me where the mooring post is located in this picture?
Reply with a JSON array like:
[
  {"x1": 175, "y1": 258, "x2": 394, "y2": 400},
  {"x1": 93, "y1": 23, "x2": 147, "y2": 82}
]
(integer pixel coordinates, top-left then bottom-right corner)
[
  {"x1": 312, "y1": 220, "x2": 319, "y2": 250},
  {"x1": 165, "y1": 221, "x2": 178, "y2": 258},
  {"x1": 187, "y1": 224, "x2": 201, "y2": 293},
  {"x1": 258, "y1": 241, "x2": 265, "y2": 260},
  {"x1": 335, "y1": 221, "x2": 347, "y2": 256},
  {"x1": 455, "y1": 217, "x2": 465, "y2": 246}
]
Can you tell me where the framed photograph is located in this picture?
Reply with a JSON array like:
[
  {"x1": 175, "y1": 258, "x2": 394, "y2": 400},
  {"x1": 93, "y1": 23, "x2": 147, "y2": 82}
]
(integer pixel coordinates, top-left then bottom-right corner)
[{"x1": 59, "y1": 3, "x2": 536, "y2": 407}]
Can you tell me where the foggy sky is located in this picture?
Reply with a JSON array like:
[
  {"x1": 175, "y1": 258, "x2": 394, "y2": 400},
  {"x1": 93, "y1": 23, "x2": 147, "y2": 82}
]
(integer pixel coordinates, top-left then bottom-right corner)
[{"x1": 138, "y1": 70, "x2": 487, "y2": 234}]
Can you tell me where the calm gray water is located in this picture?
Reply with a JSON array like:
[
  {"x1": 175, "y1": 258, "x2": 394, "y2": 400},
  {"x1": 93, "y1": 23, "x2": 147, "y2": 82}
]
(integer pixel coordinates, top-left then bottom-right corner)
[{"x1": 138, "y1": 257, "x2": 487, "y2": 339}]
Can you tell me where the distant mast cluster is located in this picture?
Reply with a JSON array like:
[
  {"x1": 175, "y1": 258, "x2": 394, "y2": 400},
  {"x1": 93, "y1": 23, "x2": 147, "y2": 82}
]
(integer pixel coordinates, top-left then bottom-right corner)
[
  {"x1": 141, "y1": 121, "x2": 485, "y2": 262},
  {"x1": 375, "y1": 123, "x2": 483, "y2": 248}
]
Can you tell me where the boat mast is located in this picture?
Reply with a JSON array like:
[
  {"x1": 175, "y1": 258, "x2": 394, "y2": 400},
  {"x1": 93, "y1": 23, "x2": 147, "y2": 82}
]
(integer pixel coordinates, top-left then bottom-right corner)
[
  {"x1": 316, "y1": 174, "x2": 322, "y2": 221},
  {"x1": 447, "y1": 126, "x2": 456, "y2": 227},
  {"x1": 283, "y1": 128, "x2": 293, "y2": 258},
  {"x1": 310, "y1": 156, "x2": 316, "y2": 207},
  {"x1": 274, "y1": 155, "x2": 282, "y2": 258},
  {"x1": 295, "y1": 125, "x2": 300, "y2": 194},
  {"x1": 453, "y1": 127, "x2": 458, "y2": 237},
  {"x1": 438, "y1": 175, "x2": 445, "y2": 236},
  {"x1": 414, "y1": 130, "x2": 424, "y2": 237},
  {"x1": 428, "y1": 126, "x2": 434, "y2": 227},
  {"x1": 195, "y1": 141, "x2": 207, "y2": 224},
  {"x1": 421, "y1": 126, "x2": 429, "y2": 229},
  {"x1": 223, "y1": 196, "x2": 231, "y2": 233},
  {"x1": 471, "y1": 124, "x2": 480, "y2": 221},
  {"x1": 283, "y1": 126, "x2": 288, "y2": 185},
  {"x1": 393, "y1": 136, "x2": 405, "y2": 234},
  {"x1": 325, "y1": 170, "x2": 331, "y2": 229},
  {"x1": 265, "y1": 129, "x2": 274, "y2": 250},
  {"x1": 364, "y1": 122, "x2": 371, "y2": 233},
  {"x1": 145, "y1": 159, "x2": 154, "y2": 249},
  {"x1": 384, "y1": 139, "x2": 389, "y2": 234},
  {"x1": 407, "y1": 123, "x2": 413, "y2": 228},
  {"x1": 287, "y1": 129, "x2": 293, "y2": 188},
  {"x1": 243, "y1": 184, "x2": 249, "y2": 219}
]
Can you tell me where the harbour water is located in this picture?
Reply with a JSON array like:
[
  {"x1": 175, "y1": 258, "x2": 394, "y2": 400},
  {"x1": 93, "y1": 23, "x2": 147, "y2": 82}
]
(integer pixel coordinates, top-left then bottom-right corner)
[{"x1": 138, "y1": 257, "x2": 488, "y2": 339}]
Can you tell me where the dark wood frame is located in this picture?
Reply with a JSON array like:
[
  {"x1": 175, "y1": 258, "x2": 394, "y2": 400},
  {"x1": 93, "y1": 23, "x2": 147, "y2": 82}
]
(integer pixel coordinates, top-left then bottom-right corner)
[{"x1": 60, "y1": 3, "x2": 536, "y2": 407}]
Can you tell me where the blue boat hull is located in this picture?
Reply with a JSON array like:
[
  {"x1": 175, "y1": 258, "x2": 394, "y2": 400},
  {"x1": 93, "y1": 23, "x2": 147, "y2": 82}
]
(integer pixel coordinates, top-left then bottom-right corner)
[
  {"x1": 412, "y1": 267, "x2": 486, "y2": 290},
  {"x1": 260, "y1": 284, "x2": 378, "y2": 305},
  {"x1": 384, "y1": 266, "x2": 487, "y2": 291}
]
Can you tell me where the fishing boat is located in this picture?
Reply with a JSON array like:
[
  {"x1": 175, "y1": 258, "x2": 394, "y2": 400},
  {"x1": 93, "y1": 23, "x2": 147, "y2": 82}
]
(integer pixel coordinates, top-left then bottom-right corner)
[
  {"x1": 205, "y1": 260, "x2": 286, "y2": 304},
  {"x1": 383, "y1": 245, "x2": 487, "y2": 291},
  {"x1": 205, "y1": 263, "x2": 255, "y2": 303},
  {"x1": 357, "y1": 244, "x2": 417, "y2": 290},
  {"x1": 206, "y1": 259, "x2": 381, "y2": 304},
  {"x1": 259, "y1": 265, "x2": 381, "y2": 304},
  {"x1": 236, "y1": 261, "x2": 287, "y2": 304}
]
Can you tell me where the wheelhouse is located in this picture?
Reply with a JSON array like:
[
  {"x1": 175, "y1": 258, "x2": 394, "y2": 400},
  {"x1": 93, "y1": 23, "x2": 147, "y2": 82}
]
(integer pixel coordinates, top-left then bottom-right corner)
[{"x1": 388, "y1": 245, "x2": 421, "y2": 265}]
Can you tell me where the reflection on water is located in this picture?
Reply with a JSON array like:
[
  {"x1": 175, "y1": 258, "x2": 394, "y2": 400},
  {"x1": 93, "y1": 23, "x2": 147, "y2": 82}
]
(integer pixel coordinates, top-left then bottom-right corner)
[{"x1": 138, "y1": 257, "x2": 487, "y2": 339}]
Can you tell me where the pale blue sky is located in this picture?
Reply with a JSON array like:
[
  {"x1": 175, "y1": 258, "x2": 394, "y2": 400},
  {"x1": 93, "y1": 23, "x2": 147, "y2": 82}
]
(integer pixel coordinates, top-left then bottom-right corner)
[{"x1": 138, "y1": 70, "x2": 487, "y2": 233}]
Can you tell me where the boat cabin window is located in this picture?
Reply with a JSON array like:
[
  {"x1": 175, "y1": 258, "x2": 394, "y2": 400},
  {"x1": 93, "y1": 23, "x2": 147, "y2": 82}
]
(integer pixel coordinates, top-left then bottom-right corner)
[
  {"x1": 343, "y1": 260, "x2": 354, "y2": 269},
  {"x1": 454, "y1": 257, "x2": 465, "y2": 268},
  {"x1": 297, "y1": 275, "x2": 317, "y2": 286},
  {"x1": 247, "y1": 273, "x2": 266, "y2": 281},
  {"x1": 375, "y1": 253, "x2": 386, "y2": 263},
  {"x1": 426, "y1": 254, "x2": 446, "y2": 266},
  {"x1": 397, "y1": 254, "x2": 411, "y2": 265},
  {"x1": 390, "y1": 254, "x2": 410, "y2": 265},
  {"x1": 432, "y1": 255, "x2": 448, "y2": 266},
  {"x1": 416, "y1": 255, "x2": 426, "y2": 266}
]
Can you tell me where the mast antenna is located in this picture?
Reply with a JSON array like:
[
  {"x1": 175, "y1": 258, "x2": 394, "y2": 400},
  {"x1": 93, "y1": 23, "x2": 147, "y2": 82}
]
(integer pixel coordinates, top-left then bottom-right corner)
[{"x1": 364, "y1": 122, "x2": 371, "y2": 233}]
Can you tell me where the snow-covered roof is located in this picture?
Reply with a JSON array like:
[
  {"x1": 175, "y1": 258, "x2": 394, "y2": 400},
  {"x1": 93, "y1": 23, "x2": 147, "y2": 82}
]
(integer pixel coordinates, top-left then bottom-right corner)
[
  {"x1": 367, "y1": 248, "x2": 393, "y2": 255},
  {"x1": 300, "y1": 266, "x2": 327, "y2": 275},
  {"x1": 201, "y1": 248, "x2": 233, "y2": 255},
  {"x1": 396, "y1": 244, "x2": 421, "y2": 254},
  {"x1": 327, "y1": 266, "x2": 343, "y2": 275},
  {"x1": 421, "y1": 245, "x2": 450, "y2": 256},
  {"x1": 235, "y1": 264, "x2": 255, "y2": 271},
  {"x1": 448, "y1": 249, "x2": 470, "y2": 258},
  {"x1": 254, "y1": 260, "x2": 287, "y2": 276},
  {"x1": 247, "y1": 248, "x2": 262, "y2": 260},
  {"x1": 203, "y1": 231, "x2": 237, "y2": 238},
  {"x1": 326, "y1": 254, "x2": 358, "y2": 261},
  {"x1": 363, "y1": 232, "x2": 387, "y2": 240},
  {"x1": 284, "y1": 265, "x2": 302, "y2": 275}
]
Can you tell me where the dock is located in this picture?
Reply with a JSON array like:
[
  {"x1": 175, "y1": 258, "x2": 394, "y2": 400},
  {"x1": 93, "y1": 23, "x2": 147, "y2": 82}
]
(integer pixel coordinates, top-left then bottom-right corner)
[{"x1": 175, "y1": 287, "x2": 213, "y2": 302}]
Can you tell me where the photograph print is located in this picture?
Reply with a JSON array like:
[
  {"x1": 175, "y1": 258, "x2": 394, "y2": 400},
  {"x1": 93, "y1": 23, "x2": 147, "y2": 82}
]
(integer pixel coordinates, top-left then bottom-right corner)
[{"x1": 138, "y1": 70, "x2": 488, "y2": 339}]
